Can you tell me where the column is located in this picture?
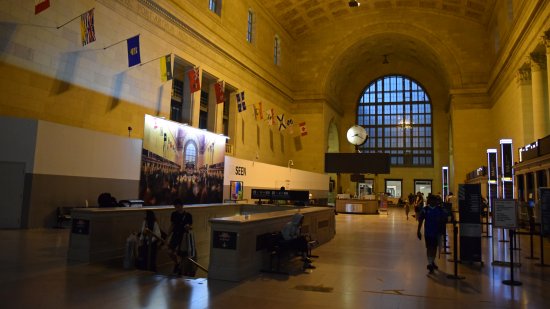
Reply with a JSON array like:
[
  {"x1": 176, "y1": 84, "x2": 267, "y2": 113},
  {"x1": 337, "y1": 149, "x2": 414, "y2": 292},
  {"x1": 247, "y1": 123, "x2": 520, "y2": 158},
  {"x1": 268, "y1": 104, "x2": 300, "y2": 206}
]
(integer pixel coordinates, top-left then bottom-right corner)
[
  {"x1": 543, "y1": 30, "x2": 550, "y2": 122},
  {"x1": 529, "y1": 52, "x2": 549, "y2": 139},
  {"x1": 516, "y1": 66, "x2": 533, "y2": 143}
]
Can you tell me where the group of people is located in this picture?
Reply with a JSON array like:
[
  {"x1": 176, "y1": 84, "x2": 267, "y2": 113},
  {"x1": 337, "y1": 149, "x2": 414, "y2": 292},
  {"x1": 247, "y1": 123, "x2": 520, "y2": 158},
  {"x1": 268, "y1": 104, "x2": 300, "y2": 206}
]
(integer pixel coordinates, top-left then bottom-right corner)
[
  {"x1": 134, "y1": 199, "x2": 196, "y2": 276},
  {"x1": 139, "y1": 158, "x2": 224, "y2": 206}
]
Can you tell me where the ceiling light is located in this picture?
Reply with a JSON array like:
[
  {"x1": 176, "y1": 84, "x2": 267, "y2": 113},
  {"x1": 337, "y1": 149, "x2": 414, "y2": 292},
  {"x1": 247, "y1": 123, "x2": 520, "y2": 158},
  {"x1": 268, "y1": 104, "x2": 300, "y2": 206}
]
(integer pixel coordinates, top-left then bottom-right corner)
[{"x1": 349, "y1": 1, "x2": 360, "y2": 7}]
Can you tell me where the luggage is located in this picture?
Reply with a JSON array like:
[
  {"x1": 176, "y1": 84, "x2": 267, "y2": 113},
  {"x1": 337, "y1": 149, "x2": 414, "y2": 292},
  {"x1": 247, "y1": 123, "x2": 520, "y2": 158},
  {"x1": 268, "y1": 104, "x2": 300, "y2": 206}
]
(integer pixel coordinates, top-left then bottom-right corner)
[{"x1": 123, "y1": 233, "x2": 138, "y2": 270}]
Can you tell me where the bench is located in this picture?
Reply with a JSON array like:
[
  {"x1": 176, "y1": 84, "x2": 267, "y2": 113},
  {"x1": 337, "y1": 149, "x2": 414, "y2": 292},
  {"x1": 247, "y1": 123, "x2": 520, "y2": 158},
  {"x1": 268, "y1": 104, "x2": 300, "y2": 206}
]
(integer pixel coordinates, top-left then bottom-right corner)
[{"x1": 259, "y1": 232, "x2": 318, "y2": 274}]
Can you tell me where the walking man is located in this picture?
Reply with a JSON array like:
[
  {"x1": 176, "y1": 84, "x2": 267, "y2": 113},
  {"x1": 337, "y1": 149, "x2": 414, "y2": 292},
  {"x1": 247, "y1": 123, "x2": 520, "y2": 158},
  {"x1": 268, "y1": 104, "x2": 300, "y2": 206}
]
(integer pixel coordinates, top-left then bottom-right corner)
[{"x1": 417, "y1": 194, "x2": 446, "y2": 273}]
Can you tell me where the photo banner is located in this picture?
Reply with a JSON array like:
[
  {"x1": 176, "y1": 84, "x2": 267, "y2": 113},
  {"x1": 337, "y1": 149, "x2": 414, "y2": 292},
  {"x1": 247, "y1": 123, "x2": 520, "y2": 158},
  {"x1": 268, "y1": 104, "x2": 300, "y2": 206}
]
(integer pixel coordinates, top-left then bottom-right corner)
[{"x1": 139, "y1": 115, "x2": 227, "y2": 205}]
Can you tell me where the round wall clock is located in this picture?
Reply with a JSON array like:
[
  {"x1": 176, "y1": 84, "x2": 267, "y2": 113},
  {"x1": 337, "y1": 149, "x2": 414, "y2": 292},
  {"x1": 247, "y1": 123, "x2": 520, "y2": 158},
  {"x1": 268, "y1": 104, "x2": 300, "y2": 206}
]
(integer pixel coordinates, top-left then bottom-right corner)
[{"x1": 346, "y1": 125, "x2": 368, "y2": 146}]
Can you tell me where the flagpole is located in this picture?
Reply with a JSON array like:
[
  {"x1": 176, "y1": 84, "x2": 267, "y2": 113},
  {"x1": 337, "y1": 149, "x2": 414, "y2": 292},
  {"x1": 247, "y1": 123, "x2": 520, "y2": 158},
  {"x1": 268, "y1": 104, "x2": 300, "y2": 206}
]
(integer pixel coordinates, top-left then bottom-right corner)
[
  {"x1": 56, "y1": 9, "x2": 91, "y2": 29},
  {"x1": 13, "y1": 23, "x2": 57, "y2": 29},
  {"x1": 103, "y1": 34, "x2": 139, "y2": 50},
  {"x1": 139, "y1": 55, "x2": 165, "y2": 67}
]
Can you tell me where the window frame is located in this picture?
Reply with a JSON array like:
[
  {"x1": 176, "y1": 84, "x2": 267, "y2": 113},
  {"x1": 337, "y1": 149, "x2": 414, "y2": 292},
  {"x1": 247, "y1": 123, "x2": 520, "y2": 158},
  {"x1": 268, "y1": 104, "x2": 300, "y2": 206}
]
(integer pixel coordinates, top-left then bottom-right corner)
[
  {"x1": 247, "y1": 9, "x2": 255, "y2": 44},
  {"x1": 273, "y1": 35, "x2": 281, "y2": 66},
  {"x1": 209, "y1": 0, "x2": 222, "y2": 16},
  {"x1": 357, "y1": 75, "x2": 434, "y2": 167}
]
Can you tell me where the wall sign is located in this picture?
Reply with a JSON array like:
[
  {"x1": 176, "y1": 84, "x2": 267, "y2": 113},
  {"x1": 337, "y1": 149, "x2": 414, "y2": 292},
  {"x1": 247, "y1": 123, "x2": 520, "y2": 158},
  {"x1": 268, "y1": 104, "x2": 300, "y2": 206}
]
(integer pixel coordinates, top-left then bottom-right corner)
[
  {"x1": 213, "y1": 231, "x2": 237, "y2": 250},
  {"x1": 493, "y1": 199, "x2": 518, "y2": 229},
  {"x1": 540, "y1": 188, "x2": 550, "y2": 236},
  {"x1": 71, "y1": 219, "x2": 90, "y2": 235},
  {"x1": 458, "y1": 184, "x2": 482, "y2": 262}
]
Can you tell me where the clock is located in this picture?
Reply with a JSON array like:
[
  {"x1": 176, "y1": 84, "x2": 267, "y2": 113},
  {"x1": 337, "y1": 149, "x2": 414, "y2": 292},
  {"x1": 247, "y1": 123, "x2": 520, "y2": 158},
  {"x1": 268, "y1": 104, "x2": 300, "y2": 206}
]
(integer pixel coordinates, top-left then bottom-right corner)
[{"x1": 346, "y1": 125, "x2": 368, "y2": 146}]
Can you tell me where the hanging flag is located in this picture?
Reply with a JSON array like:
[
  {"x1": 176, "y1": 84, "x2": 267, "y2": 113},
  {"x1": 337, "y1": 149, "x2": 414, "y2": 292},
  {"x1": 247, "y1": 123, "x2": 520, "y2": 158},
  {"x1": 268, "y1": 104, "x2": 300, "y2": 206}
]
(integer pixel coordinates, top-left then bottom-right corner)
[
  {"x1": 187, "y1": 67, "x2": 200, "y2": 92},
  {"x1": 80, "y1": 9, "x2": 96, "y2": 46},
  {"x1": 299, "y1": 122, "x2": 308, "y2": 136},
  {"x1": 214, "y1": 81, "x2": 225, "y2": 103},
  {"x1": 265, "y1": 108, "x2": 274, "y2": 126},
  {"x1": 277, "y1": 114, "x2": 286, "y2": 131},
  {"x1": 160, "y1": 54, "x2": 172, "y2": 82},
  {"x1": 254, "y1": 102, "x2": 263, "y2": 120},
  {"x1": 236, "y1": 91, "x2": 246, "y2": 112},
  {"x1": 35, "y1": 0, "x2": 50, "y2": 15},
  {"x1": 286, "y1": 118, "x2": 295, "y2": 134},
  {"x1": 127, "y1": 35, "x2": 141, "y2": 67}
]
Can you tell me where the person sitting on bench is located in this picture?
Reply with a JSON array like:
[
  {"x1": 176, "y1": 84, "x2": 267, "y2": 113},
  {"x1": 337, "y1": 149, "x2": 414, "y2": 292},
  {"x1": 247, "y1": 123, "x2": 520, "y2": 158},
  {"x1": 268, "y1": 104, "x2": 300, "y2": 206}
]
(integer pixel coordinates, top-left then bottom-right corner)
[{"x1": 281, "y1": 213, "x2": 315, "y2": 269}]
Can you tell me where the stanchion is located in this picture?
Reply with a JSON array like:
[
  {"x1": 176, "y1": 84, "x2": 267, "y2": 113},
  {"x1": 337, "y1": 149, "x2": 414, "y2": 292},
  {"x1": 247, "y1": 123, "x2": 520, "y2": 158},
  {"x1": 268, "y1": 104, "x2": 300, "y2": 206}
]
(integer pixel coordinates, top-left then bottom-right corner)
[
  {"x1": 499, "y1": 228, "x2": 509, "y2": 242},
  {"x1": 447, "y1": 219, "x2": 465, "y2": 280},
  {"x1": 502, "y1": 229, "x2": 522, "y2": 286},
  {"x1": 525, "y1": 220, "x2": 539, "y2": 260},
  {"x1": 441, "y1": 226, "x2": 451, "y2": 255},
  {"x1": 513, "y1": 230, "x2": 521, "y2": 251},
  {"x1": 535, "y1": 227, "x2": 550, "y2": 267}
]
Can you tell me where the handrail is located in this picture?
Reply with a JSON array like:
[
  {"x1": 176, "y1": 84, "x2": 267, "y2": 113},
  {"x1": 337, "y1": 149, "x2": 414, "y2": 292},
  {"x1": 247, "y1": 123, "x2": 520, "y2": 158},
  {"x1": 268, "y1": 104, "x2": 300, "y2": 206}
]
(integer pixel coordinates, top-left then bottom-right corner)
[{"x1": 187, "y1": 257, "x2": 208, "y2": 273}]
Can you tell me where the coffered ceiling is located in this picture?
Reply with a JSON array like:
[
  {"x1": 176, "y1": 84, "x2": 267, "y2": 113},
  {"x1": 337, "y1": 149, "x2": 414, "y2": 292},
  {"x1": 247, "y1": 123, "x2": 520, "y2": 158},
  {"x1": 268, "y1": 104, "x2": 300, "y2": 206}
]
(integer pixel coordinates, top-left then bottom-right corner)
[{"x1": 260, "y1": 0, "x2": 495, "y2": 38}]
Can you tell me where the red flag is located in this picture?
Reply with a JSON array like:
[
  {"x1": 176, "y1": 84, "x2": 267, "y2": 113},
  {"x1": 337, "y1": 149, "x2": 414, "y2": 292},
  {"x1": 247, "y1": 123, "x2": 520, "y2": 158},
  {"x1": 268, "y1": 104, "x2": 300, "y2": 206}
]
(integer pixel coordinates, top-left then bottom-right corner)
[
  {"x1": 35, "y1": 0, "x2": 50, "y2": 15},
  {"x1": 187, "y1": 67, "x2": 201, "y2": 93},
  {"x1": 299, "y1": 122, "x2": 308, "y2": 136},
  {"x1": 214, "y1": 81, "x2": 225, "y2": 104}
]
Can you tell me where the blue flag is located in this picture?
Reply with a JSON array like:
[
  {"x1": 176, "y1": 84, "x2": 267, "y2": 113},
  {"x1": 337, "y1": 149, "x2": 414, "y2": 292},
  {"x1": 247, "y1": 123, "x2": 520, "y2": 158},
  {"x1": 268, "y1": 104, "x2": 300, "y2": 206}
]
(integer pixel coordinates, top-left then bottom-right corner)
[{"x1": 127, "y1": 35, "x2": 141, "y2": 67}]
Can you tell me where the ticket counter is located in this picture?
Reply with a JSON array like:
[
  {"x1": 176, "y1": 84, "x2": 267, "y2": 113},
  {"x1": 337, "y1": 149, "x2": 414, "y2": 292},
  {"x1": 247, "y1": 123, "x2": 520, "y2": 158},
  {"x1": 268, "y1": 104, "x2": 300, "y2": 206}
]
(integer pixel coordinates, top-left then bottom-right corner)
[
  {"x1": 208, "y1": 207, "x2": 335, "y2": 281},
  {"x1": 335, "y1": 199, "x2": 379, "y2": 214}
]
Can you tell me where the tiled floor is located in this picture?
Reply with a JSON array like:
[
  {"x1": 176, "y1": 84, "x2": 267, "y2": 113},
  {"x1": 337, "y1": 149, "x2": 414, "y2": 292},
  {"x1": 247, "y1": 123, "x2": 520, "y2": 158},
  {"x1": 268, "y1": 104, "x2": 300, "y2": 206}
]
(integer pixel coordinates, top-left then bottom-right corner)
[{"x1": 1, "y1": 208, "x2": 550, "y2": 308}]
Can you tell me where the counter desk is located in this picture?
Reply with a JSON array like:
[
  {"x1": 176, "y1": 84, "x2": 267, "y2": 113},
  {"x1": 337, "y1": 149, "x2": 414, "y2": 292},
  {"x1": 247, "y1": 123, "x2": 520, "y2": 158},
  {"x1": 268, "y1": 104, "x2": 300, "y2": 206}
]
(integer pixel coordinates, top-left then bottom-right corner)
[
  {"x1": 68, "y1": 204, "x2": 335, "y2": 282},
  {"x1": 335, "y1": 199, "x2": 379, "y2": 214},
  {"x1": 208, "y1": 206, "x2": 335, "y2": 281},
  {"x1": 68, "y1": 204, "x2": 238, "y2": 265}
]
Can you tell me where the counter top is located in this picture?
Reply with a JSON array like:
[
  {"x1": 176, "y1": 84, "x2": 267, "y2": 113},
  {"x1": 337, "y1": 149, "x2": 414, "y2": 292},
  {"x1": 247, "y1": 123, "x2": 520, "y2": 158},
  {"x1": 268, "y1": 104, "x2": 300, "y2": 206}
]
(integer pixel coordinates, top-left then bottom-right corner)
[{"x1": 209, "y1": 207, "x2": 329, "y2": 224}]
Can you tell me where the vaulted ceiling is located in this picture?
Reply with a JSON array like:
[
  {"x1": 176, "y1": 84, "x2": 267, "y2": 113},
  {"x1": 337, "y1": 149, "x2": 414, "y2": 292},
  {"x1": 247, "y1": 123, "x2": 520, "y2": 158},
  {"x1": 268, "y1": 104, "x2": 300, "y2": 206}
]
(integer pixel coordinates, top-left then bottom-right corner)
[
  {"x1": 258, "y1": 0, "x2": 496, "y2": 106},
  {"x1": 260, "y1": 0, "x2": 496, "y2": 38}
]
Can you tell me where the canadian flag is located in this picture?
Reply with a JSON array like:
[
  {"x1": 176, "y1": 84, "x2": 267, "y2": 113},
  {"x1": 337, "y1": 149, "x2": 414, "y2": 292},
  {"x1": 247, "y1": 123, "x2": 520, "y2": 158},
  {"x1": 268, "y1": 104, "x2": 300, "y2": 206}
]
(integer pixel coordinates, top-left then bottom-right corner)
[
  {"x1": 187, "y1": 67, "x2": 201, "y2": 93},
  {"x1": 35, "y1": 0, "x2": 50, "y2": 15},
  {"x1": 299, "y1": 122, "x2": 307, "y2": 136}
]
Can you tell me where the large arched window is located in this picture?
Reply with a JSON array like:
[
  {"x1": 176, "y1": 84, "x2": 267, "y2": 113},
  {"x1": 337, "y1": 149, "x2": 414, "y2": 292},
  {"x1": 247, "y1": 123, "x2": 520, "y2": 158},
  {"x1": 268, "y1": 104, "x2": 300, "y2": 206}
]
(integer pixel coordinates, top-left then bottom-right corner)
[
  {"x1": 357, "y1": 75, "x2": 433, "y2": 167},
  {"x1": 184, "y1": 142, "x2": 197, "y2": 167}
]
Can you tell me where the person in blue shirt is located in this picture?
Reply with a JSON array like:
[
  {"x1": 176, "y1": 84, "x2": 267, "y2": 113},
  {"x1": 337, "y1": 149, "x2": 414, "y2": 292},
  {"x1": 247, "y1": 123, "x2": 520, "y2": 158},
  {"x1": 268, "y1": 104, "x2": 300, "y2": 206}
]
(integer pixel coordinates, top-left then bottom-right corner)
[{"x1": 417, "y1": 194, "x2": 447, "y2": 273}]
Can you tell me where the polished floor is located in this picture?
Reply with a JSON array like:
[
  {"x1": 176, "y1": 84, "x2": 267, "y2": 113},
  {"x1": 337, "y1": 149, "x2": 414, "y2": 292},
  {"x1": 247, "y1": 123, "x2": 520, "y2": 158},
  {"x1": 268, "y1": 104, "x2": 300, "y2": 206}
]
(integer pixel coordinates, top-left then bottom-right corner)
[{"x1": 2, "y1": 208, "x2": 550, "y2": 308}]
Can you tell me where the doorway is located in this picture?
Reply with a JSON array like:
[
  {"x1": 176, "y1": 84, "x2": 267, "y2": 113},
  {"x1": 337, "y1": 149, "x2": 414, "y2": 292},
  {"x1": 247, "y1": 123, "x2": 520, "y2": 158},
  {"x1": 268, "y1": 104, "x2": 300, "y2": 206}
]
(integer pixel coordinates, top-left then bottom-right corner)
[{"x1": 414, "y1": 179, "x2": 432, "y2": 197}]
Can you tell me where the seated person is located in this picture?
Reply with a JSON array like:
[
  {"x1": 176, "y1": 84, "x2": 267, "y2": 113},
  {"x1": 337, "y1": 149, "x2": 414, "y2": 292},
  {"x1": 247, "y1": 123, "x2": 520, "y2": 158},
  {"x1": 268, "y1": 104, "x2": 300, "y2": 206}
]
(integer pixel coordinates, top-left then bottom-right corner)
[
  {"x1": 97, "y1": 192, "x2": 118, "y2": 207},
  {"x1": 281, "y1": 213, "x2": 315, "y2": 269}
]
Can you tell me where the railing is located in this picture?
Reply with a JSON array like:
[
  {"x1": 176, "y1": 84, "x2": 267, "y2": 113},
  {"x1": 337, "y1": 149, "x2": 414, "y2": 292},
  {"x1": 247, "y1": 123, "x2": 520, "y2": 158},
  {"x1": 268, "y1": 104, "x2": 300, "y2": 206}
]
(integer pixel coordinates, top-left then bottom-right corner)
[{"x1": 187, "y1": 257, "x2": 208, "y2": 273}]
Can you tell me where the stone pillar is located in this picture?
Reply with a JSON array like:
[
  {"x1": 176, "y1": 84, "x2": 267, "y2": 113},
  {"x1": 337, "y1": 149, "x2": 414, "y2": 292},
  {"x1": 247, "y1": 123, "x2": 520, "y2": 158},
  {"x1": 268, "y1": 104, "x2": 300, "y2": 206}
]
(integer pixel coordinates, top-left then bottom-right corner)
[
  {"x1": 516, "y1": 66, "x2": 533, "y2": 143},
  {"x1": 529, "y1": 52, "x2": 549, "y2": 139},
  {"x1": 543, "y1": 30, "x2": 550, "y2": 122}
]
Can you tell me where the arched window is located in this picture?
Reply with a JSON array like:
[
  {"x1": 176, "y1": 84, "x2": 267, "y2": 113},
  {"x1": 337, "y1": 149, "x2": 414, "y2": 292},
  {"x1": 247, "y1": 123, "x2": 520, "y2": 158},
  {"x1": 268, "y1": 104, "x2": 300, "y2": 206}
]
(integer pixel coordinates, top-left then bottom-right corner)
[
  {"x1": 185, "y1": 142, "x2": 197, "y2": 166},
  {"x1": 357, "y1": 75, "x2": 433, "y2": 167}
]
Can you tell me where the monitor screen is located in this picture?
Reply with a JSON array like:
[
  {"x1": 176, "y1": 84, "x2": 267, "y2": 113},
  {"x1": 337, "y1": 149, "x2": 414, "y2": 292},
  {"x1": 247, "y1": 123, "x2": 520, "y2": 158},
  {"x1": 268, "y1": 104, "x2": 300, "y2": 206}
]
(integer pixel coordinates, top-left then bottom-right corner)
[{"x1": 324, "y1": 153, "x2": 390, "y2": 174}]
